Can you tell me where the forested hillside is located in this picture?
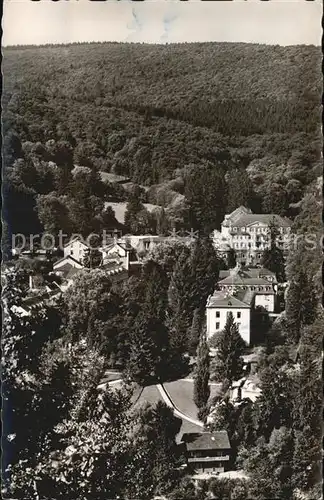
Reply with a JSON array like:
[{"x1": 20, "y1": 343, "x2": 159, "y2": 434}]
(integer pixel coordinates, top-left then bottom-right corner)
[{"x1": 2, "y1": 42, "x2": 322, "y2": 239}]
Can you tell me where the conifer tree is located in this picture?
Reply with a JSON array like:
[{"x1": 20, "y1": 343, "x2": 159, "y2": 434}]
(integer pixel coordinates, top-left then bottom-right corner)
[
  {"x1": 189, "y1": 237, "x2": 220, "y2": 313},
  {"x1": 124, "y1": 184, "x2": 145, "y2": 233},
  {"x1": 185, "y1": 162, "x2": 227, "y2": 233},
  {"x1": 261, "y1": 218, "x2": 286, "y2": 282},
  {"x1": 193, "y1": 331, "x2": 210, "y2": 417},
  {"x1": 227, "y1": 248, "x2": 237, "y2": 269},
  {"x1": 168, "y1": 249, "x2": 194, "y2": 348},
  {"x1": 142, "y1": 260, "x2": 168, "y2": 324},
  {"x1": 285, "y1": 269, "x2": 318, "y2": 343},
  {"x1": 213, "y1": 312, "x2": 245, "y2": 385},
  {"x1": 188, "y1": 308, "x2": 205, "y2": 355},
  {"x1": 226, "y1": 168, "x2": 259, "y2": 214}
]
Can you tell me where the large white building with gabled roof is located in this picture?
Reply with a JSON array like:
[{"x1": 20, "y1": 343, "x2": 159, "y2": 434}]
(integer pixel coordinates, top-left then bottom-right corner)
[
  {"x1": 206, "y1": 263, "x2": 278, "y2": 345},
  {"x1": 212, "y1": 206, "x2": 292, "y2": 266}
]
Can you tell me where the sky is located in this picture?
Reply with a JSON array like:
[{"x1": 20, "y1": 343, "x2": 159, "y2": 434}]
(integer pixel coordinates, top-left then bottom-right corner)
[{"x1": 2, "y1": 0, "x2": 322, "y2": 47}]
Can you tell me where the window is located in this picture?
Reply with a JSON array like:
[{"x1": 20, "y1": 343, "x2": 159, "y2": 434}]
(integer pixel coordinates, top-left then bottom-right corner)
[
  {"x1": 237, "y1": 312, "x2": 241, "y2": 319},
  {"x1": 216, "y1": 322, "x2": 220, "y2": 330},
  {"x1": 216, "y1": 311, "x2": 220, "y2": 318},
  {"x1": 227, "y1": 311, "x2": 231, "y2": 317},
  {"x1": 237, "y1": 323, "x2": 241, "y2": 329}
]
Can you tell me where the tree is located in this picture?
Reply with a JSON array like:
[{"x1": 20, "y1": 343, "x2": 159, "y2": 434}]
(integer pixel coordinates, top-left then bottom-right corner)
[
  {"x1": 64, "y1": 270, "x2": 121, "y2": 349},
  {"x1": 128, "y1": 401, "x2": 182, "y2": 498},
  {"x1": 254, "y1": 365, "x2": 294, "y2": 441},
  {"x1": 148, "y1": 240, "x2": 191, "y2": 280},
  {"x1": 193, "y1": 331, "x2": 210, "y2": 419},
  {"x1": 188, "y1": 308, "x2": 205, "y2": 355},
  {"x1": 156, "y1": 207, "x2": 169, "y2": 235},
  {"x1": 142, "y1": 259, "x2": 169, "y2": 323},
  {"x1": 261, "y1": 182, "x2": 289, "y2": 216},
  {"x1": 244, "y1": 427, "x2": 294, "y2": 500},
  {"x1": 226, "y1": 168, "x2": 259, "y2": 213},
  {"x1": 227, "y1": 247, "x2": 236, "y2": 269},
  {"x1": 126, "y1": 313, "x2": 169, "y2": 385},
  {"x1": 189, "y1": 237, "x2": 220, "y2": 314},
  {"x1": 184, "y1": 162, "x2": 227, "y2": 234},
  {"x1": 124, "y1": 184, "x2": 146, "y2": 233},
  {"x1": 292, "y1": 426, "x2": 322, "y2": 493},
  {"x1": 291, "y1": 319, "x2": 322, "y2": 492},
  {"x1": 82, "y1": 248, "x2": 103, "y2": 269},
  {"x1": 213, "y1": 312, "x2": 246, "y2": 385},
  {"x1": 2, "y1": 269, "x2": 72, "y2": 487},
  {"x1": 285, "y1": 269, "x2": 318, "y2": 343},
  {"x1": 261, "y1": 218, "x2": 286, "y2": 282},
  {"x1": 36, "y1": 193, "x2": 72, "y2": 235},
  {"x1": 168, "y1": 248, "x2": 195, "y2": 351}
]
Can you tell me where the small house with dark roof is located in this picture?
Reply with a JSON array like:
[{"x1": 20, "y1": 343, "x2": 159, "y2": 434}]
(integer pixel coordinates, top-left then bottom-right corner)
[{"x1": 181, "y1": 431, "x2": 231, "y2": 474}]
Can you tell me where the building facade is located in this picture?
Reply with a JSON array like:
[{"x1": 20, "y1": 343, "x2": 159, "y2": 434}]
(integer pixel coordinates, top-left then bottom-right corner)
[
  {"x1": 206, "y1": 290, "x2": 252, "y2": 345},
  {"x1": 212, "y1": 206, "x2": 292, "y2": 266},
  {"x1": 206, "y1": 263, "x2": 277, "y2": 344},
  {"x1": 181, "y1": 431, "x2": 231, "y2": 474}
]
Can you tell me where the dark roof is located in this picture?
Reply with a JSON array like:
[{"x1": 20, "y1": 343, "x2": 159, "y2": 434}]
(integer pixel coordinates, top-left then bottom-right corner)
[
  {"x1": 219, "y1": 267, "x2": 276, "y2": 280},
  {"x1": 207, "y1": 291, "x2": 251, "y2": 309},
  {"x1": 99, "y1": 171, "x2": 131, "y2": 184},
  {"x1": 63, "y1": 236, "x2": 89, "y2": 248},
  {"x1": 234, "y1": 214, "x2": 291, "y2": 228},
  {"x1": 222, "y1": 207, "x2": 291, "y2": 228},
  {"x1": 53, "y1": 255, "x2": 83, "y2": 267},
  {"x1": 182, "y1": 431, "x2": 231, "y2": 451},
  {"x1": 219, "y1": 275, "x2": 272, "y2": 286}
]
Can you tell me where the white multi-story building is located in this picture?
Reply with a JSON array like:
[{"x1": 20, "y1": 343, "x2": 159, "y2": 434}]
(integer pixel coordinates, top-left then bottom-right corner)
[
  {"x1": 206, "y1": 263, "x2": 277, "y2": 345},
  {"x1": 212, "y1": 206, "x2": 292, "y2": 266}
]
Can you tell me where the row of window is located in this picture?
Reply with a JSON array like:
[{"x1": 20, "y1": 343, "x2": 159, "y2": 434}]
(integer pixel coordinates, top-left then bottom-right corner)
[
  {"x1": 231, "y1": 226, "x2": 287, "y2": 233},
  {"x1": 220, "y1": 285, "x2": 272, "y2": 291},
  {"x1": 231, "y1": 226, "x2": 268, "y2": 233},
  {"x1": 216, "y1": 311, "x2": 241, "y2": 318},
  {"x1": 216, "y1": 322, "x2": 241, "y2": 330}
]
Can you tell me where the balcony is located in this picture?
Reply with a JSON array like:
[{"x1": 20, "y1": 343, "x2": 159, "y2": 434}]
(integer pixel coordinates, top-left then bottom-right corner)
[{"x1": 188, "y1": 455, "x2": 230, "y2": 463}]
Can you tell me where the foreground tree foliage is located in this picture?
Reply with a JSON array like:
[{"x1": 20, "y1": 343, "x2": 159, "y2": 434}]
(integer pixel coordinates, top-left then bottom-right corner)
[
  {"x1": 7, "y1": 374, "x2": 182, "y2": 500},
  {"x1": 261, "y1": 218, "x2": 286, "y2": 282},
  {"x1": 193, "y1": 331, "x2": 210, "y2": 419}
]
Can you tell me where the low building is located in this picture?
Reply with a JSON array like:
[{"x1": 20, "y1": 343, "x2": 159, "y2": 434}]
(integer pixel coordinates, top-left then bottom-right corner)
[{"x1": 181, "y1": 431, "x2": 231, "y2": 474}]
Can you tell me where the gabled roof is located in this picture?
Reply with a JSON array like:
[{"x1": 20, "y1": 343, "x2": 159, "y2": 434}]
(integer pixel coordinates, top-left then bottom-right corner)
[
  {"x1": 207, "y1": 291, "x2": 251, "y2": 309},
  {"x1": 63, "y1": 235, "x2": 90, "y2": 248},
  {"x1": 219, "y1": 275, "x2": 272, "y2": 286},
  {"x1": 182, "y1": 431, "x2": 231, "y2": 451},
  {"x1": 234, "y1": 214, "x2": 291, "y2": 228},
  {"x1": 53, "y1": 254, "x2": 83, "y2": 268},
  {"x1": 224, "y1": 206, "x2": 252, "y2": 223},
  {"x1": 218, "y1": 266, "x2": 276, "y2": 286}
]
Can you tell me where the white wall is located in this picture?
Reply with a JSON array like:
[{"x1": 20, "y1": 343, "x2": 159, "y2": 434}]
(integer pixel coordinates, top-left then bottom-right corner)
[
  {"x1": 254, "y1": 294, "x2": 275, "y2": 312},
  {"x1": 206, "y1": 307, "x2": 250, "y2": 345},
  {"x1": 64, "y1": 240, "x2": 88, "y2": 262}
]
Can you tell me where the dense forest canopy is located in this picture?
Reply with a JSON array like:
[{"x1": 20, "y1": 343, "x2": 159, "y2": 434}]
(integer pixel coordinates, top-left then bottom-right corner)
[{"x1": 2, "y1": 42, "x2": 322, "y2": 239}]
